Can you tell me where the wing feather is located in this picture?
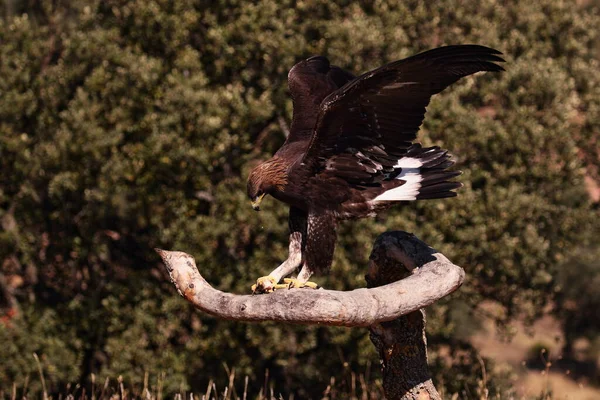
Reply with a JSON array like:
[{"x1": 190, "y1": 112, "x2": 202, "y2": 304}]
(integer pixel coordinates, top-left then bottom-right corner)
[
  {"x1": 301, "y1": 45, "x2": 505, "y2": 186},
  {"x1": 285, "y1": 56, "x2": 356, "y2": 143}
]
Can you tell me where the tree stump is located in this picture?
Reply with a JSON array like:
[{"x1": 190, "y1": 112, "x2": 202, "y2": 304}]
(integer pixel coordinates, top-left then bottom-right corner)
[{"x1": 367, "y1": 232, "x2": 443, "y2": 399}]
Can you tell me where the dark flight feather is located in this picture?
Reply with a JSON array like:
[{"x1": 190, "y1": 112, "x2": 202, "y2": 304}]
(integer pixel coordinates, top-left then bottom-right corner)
[{"x1": 301, "y1": 45, "x2": 504, "y2": 188}]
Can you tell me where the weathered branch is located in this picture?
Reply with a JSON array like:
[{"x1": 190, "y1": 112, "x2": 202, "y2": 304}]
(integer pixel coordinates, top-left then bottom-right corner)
[
  {"x1": 155, "y1": 231, "x2": 464, "y2": 327},
  {"x1": 158, "y1": 231, "x2": 465, "y2": 399}
]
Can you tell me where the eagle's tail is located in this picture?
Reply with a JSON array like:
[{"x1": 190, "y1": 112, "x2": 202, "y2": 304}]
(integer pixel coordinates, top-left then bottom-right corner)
[{"x1": 372, "y1": 144, "x2": 462, "y2": 202}]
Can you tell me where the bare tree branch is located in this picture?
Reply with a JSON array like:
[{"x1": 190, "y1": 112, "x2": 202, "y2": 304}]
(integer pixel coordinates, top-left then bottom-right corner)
[
  {"x1": 155, "y1": 231, "x2": 464, "y2": 327},
  {"x1": 158, "y1": 231, "x2": 465, "y2": 398}
]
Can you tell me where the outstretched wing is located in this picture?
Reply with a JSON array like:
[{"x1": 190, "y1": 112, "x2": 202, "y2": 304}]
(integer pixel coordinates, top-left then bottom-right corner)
[
  {"x1": 301, "y1": 45, "x2": 504, "y2": 186},
  {"x1": 285, "y1": 56, "x2": 356, "y2": 142}
]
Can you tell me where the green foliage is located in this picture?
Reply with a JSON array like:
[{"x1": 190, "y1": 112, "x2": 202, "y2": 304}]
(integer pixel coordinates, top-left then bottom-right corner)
[
  {"x1": 555, "y1": 247, "x2": 600, "y2": 358},
  {"x1": 1, "y1": 0, "x2": 599, "y2": 397},
  {"x1": 0, "y1": 307, "x2": 81, "y2": 393}
]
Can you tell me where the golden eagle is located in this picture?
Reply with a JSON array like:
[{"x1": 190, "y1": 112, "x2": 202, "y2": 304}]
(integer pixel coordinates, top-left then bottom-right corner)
[{"x1": 247, "y1": 45, "x2": 504, "y2": 293}]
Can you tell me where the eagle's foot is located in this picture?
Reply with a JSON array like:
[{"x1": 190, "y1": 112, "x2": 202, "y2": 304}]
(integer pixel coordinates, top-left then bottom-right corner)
[
  {"x1": 283, "y1": 278, "x2": 320, "y2": 290},
  {"x1": 251, "y1": 275, "x2": 278, "y2": 294}
]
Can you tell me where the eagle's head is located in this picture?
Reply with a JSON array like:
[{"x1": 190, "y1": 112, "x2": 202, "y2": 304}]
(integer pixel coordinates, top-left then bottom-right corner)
[{"x1": 247, "y1": 158, "x2": 288, "y2": 211}]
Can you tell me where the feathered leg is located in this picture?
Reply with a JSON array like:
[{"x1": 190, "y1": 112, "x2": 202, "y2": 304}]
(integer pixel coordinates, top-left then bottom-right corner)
[
  {"x1": 252, "y1": 207, "x2": 306, "y2": 293},
  {"x1": 290, "y1": 210, "x2": 337, "y2": 288}
]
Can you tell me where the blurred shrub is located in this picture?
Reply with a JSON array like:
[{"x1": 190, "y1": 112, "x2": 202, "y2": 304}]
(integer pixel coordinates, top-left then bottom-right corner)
[
  {"x1": 555, "y1": 247, "x2": 600, "y2": 360},
  {"x1": 1, "y1": 0, "x2": 599, "y2": 397}
]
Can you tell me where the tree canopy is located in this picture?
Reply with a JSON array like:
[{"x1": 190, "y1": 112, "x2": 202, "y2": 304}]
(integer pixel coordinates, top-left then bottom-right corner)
[{"x1": 1, "y1": 0, "x2": 599, "y2": 398}]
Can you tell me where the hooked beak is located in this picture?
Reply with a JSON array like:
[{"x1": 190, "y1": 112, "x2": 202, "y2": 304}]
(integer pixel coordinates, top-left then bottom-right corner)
[{"x1": 251, "y1": 193, "x2": 265, "y2": 211}]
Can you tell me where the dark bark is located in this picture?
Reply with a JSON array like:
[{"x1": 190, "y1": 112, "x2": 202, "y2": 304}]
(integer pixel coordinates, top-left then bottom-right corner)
[{"x1": 367, "y1": 232, "x2": 443, "y2": 400}]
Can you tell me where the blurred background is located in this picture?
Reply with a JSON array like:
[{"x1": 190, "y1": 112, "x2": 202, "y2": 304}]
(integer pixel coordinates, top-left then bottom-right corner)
[{"x1": 1, "y1": 0, "x2": 599, "y2": 398}]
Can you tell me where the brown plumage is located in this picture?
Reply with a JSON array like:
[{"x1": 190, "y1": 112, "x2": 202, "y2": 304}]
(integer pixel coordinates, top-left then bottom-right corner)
[{"x1": 247, "y1": 45, "x2": 505, "y2": 292}]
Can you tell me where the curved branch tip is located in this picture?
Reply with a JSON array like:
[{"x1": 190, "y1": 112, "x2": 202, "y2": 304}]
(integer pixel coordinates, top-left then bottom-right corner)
[{"x1": 156, "y1": 232, "x2": 465, "y2": 327}]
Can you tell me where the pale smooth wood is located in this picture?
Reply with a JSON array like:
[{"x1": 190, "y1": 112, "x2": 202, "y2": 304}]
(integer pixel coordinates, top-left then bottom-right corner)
[{"x1": 156, "y1": 231, "x2": 464, "y2": 327}]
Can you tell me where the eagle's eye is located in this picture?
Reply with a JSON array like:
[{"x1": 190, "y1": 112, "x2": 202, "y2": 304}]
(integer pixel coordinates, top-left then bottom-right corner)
[{"x1": 250, "y1": 189, "x2": 263, "y2": 200}]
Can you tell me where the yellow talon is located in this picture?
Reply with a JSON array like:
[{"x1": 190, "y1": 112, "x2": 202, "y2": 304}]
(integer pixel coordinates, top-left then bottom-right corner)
[
  {"x1": 251, "y1": 275, "x2": 277, "y2": 294},
  {"x1": 252, "y1": 276, "x2": 320, "y2": 293},
  {"x1": 282, "y1": 278, "x2": 320, "y2": 289}
]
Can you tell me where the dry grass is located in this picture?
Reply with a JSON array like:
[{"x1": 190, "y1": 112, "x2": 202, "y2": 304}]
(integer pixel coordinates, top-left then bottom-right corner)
[
  {"x1": 4, "y1": 311, "x2": 598, "y2": 400},
  {"x1": 2, "y1": 354, "x2": 568, "y2": 400},
  {"x1": 1, "y1": 356, "x2": 384, "y2": 400},
  {"x1": 472, "y1": 311, "x2": 600, "y2": 400}
]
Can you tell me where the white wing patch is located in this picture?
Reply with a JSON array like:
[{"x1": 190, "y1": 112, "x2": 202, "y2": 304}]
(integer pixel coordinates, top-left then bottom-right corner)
[
  {"x1": 373, "y1": 157, "x2": 423, "y2": 202},
  {"x1": 393, "y1": 157, "x2": 423, "y2": 169}
]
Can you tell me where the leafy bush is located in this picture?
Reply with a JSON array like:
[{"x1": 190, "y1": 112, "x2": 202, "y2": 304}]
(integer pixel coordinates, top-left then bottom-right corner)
[{"x1": 1, "y1": 0, "x2": 599, "y2": 397}]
